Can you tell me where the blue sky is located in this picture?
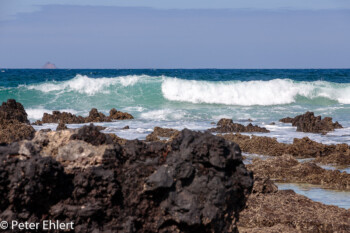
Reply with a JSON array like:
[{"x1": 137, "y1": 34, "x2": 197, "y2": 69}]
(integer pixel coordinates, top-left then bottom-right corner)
[{"x1": 0, "y1": 1, "x2": 349, "y2": 68}]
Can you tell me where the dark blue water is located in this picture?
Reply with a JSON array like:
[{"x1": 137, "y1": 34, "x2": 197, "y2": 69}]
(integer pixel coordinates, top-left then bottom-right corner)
[{"x1": 1, "y1": 69, "x2": 350, "y2": 87}]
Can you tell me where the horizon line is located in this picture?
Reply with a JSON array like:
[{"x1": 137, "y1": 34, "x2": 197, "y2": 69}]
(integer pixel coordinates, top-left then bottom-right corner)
[{"x1": 1, "y1": 67, "x2": 350, "y2": 70}]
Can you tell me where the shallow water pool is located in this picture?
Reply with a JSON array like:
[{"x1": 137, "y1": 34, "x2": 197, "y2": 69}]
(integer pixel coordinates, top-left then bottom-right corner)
[{"x1": 276, "y1": 183, "x2": 350, "y2": 209}]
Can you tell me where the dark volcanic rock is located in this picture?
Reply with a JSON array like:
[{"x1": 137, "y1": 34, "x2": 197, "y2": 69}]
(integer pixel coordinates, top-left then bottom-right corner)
[
  {"x1": 112, "y1": 129, "x2": 253, "y2": 233},
  {"x1": 209, "y1": 118, "x2": 269, "y2": 133},
  {"x1": 0, "y1": 155, "x2": 71, "y2": 221},
  {"x1": 0, "y1": 129, "x2": 253, "y2": 233},
  {"x1": 70, "y1": 123, "x2": 113, "y2": 146},
  {"x1": 279, "y1": 111, "x2": 343, "y2": 134},
  {"x1": 0, "y1": 99, "x2": 29, "y2": 124},
  {"x1": 146, "y1": 126, "x2": 180, "y2": 142}
]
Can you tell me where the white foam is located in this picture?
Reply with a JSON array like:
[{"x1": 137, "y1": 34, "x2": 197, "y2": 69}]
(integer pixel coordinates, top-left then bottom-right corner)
[
  {"x1": 140, "y1": 109, "x2": 186, "y2": 121},
  {"x1": 161, "y1": 78, "x2": 350, "y2": 106},
  {"x1": 26, "y1": 74, "x2": 153, "y2": 95}
]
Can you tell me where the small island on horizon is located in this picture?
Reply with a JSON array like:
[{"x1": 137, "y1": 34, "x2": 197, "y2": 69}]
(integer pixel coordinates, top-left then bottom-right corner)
[{"x1": 42, "y1": 62, "x2": 57, "y2": 69}]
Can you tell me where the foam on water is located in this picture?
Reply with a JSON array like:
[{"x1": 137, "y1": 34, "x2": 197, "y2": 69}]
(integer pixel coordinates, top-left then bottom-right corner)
[
  {"x1": 140, "y1": 109, "x2": 187, "y2": 121},
  {"x1": 162, "y1": 78, "x2": 350, "y2": 105},
  {"x1": 25, "y1": 74, "x2": 154, "y2": 95},
  {"x1": 14, "y1": 74, "x2": 350, "y2": 106}
]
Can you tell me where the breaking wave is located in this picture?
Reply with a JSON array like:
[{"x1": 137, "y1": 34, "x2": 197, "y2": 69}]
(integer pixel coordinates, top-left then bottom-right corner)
[
  {"x1": 161, "y1": 78, "x2": 350, "y2": 105},
  {"x1": 6, "y1": 74, "x2": 350, "y2": 107}
]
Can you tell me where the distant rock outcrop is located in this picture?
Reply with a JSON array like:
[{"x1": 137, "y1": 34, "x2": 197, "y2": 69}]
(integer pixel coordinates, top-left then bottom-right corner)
[
  {"x1": 279, "y1": 111, "x2": 342, "y2": 134},
  {"x1": 209, "y1": 118, "x2": 270, "y2": 133},
  {"x1": 33, "y1": 108, "x2": 134, "y2": 125},
  {"x1": 42, "y1": 62, "x2": 57, "y2": 69}
]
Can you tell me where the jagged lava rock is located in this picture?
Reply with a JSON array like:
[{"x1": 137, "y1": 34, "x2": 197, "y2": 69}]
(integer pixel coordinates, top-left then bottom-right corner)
[
  {"x1": 280, "y1": 111, "x2": 343, "y2": 134},
  {"x1": 209, "y1": 118, "x2": 269, "y2": 133},
  {"x1": 0, "y1": 155, "x2": 71, "y2": 222},
  {"x1": 0, "y1": 128, "x2": 253, "y2": 233},
  {"x1": 70, "y1": 123, "x2": 113, "y2": 146}
]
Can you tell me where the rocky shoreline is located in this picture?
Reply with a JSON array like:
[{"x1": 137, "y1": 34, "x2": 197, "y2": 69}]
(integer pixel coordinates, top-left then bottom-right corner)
[
  {"x1": 0, "y1": 99, "x2": 350, "y2": 232},
  {"x1": 220, "y1": 133, "x2": 350, "y2": 166}
]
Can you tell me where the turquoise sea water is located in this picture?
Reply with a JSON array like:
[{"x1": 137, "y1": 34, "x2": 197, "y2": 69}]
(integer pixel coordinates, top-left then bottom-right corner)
[
  {"x1": 1, "y1": 69, "x2": 350, "y2": 208},
  {"x1": 2, "y1": 69, "x2": 350, "y2": 143}
]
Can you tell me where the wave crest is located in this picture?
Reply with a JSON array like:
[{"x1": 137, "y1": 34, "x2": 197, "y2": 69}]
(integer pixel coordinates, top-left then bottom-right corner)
[
  {"x1": 16, "y1": 75, "x2": 350, "y2": 106},
  {"x1": 161, "y1": 78, "x2": 350, "y2": 106},
  {"x1": 26, "y1": 74, "x2": 151, "y2": 95}
]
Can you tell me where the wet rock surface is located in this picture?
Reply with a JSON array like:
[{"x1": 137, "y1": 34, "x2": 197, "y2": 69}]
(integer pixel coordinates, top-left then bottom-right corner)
[
  {"x1": 146, "y1": 126, "x2": 180, "y2": 142},
  {"x1": 280, "y1": 111, "x2": 343, "y2": 134},
  {"x1": 0, "y1": 99, "x2": 35, "y2": 144},
  {"x1": 209, "y1": 118, "x2": 270, "y2": 133},
  {"x1": 33, "y1": 108, "x2": 134, "y2": 125},
  {"x1": 247, "y1": 155, "x2": 350, "y2": 190},
  {"x1": 0, "y1": 128, "x2": 253, "y2": 232},
  {"x1": 221, "y1": 133, "x2": 350, "y2": 166},
  {"x1": 238, "y1": 177, "x2": 350, "y2": 233}
]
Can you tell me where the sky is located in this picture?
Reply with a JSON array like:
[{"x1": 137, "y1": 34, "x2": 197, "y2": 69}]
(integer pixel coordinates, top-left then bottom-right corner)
[{"x1": 0, "y1": 0, "x2": 349, "y2": 68}]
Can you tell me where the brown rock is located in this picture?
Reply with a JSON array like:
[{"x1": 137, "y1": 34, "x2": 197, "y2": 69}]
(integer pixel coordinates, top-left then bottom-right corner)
[
  {"x1": 209, "y1": 118, "x2": 269, "y2": 133},
  {"x1": 279, "y1": 111, "x2": 343, "y2": 134},
  {"x1": 56, "y1": 122, "x2": 67, "y2": 131},
  {"x1": 221, "y1": 133, "x2": 350, "y2": 166},
  {"x1": 238, "y1": 179, "x2": 350, "y2": 233},
  {"x1": 0, "y1": 99, "x2": 35, "y2": 144},
  {"x1": 146, "y1": 127, "x2": 180, "y2": 142},
  {"x1": 42, "y1": 111, "x2": 85, "y2": 124},
  {"x1": 0, "y1": 119, "x2": 35, "y2": 144},
  {"x1": 37, "y1": 108, "x2": 134, "y2": 124},
  {"x1": 109, "y1": 108, "x2": 134, "y2": 120},
  {"x1": 84, "y1": 108, "x2": 109, "y2": 122},
  {"x1": 247, "y1": 155, "x2": 350, "y2": 190},
  {"x1": 0, "y1": 99, "x2": 29, "y2": 124},
  {"x1": 251, "y1": 177, "x2": 278, "y2": 194}
]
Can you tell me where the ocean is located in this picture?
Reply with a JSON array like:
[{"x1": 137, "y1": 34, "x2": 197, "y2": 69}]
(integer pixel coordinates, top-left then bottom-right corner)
[
  {"x1": 1, "y1": 68, "x2": 350, "y2": 208},
  {"x1": 1, "y1": 69, "x2": 350, "y2": 142}
]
